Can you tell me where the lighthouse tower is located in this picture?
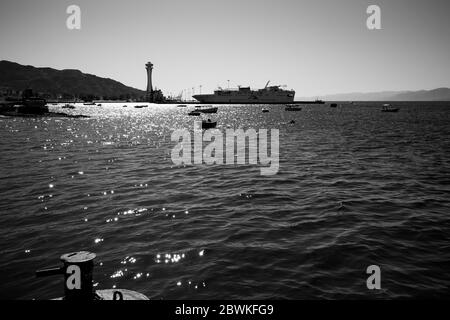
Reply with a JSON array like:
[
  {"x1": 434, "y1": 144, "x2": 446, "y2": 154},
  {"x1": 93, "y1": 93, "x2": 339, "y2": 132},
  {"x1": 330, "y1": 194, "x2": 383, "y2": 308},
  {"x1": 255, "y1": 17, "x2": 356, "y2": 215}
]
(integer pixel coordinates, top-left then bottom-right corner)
[{"x1": 145, "y1": 62, "x2": 154, "y2": 102}]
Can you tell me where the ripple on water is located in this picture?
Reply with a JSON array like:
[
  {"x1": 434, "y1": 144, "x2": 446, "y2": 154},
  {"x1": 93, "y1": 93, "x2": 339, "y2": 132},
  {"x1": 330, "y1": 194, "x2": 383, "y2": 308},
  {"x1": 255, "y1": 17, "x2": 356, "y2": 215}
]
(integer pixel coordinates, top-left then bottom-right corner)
[{"x1": 0, "y1": 103, "x2": 450, "y2": 299}]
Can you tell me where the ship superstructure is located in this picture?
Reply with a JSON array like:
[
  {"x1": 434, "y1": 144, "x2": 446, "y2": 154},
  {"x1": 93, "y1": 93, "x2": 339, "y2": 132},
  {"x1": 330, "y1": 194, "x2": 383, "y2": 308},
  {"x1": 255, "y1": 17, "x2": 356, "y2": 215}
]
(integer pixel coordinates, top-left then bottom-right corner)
[{"x1": 193, "y1": 81, "x2": 295, "y2": 104}]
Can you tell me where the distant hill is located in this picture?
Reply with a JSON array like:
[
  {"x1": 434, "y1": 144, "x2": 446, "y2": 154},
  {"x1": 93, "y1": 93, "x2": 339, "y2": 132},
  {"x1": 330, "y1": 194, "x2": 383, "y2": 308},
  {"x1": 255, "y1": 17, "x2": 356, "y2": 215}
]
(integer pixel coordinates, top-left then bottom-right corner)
[
  {"x1": 0, "y1": 60, "x2": 146, "y2": 100},
  {"x1": 299, "y1": 88, "x2": 450, "y2": 101}
]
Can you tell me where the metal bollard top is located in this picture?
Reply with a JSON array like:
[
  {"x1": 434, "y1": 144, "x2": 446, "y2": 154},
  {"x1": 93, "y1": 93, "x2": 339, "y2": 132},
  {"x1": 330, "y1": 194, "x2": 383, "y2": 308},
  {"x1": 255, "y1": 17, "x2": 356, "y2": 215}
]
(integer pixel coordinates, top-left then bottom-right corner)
[
  {"x1": 60, "y1": 251, "x2": 96, "y2": 263},
  {"x1": 36, "y1": 250, "x2": 149, "y2": 300}
]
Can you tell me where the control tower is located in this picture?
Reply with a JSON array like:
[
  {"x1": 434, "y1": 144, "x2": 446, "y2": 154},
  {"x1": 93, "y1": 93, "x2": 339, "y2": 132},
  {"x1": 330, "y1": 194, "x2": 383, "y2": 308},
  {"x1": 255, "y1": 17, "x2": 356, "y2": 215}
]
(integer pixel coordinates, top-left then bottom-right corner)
[{"x1": 145, "y1": 62, "x2": 154, "y2": 102}]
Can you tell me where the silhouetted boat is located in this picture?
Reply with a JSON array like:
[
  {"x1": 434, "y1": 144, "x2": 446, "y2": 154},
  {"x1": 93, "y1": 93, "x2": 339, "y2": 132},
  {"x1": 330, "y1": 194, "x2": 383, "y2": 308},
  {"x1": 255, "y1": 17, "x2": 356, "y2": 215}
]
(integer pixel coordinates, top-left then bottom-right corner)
[
  {"x1": 188, "y1": 110, "x2": 201, "y2": 116},
  {"x1": 262, "y1": 108, "x2": 269, "y2": 113},
  {"x1": 285, "y1": 104, "x2": 302, "y2": 111},
  {"x1": 381, "y1": 104, "x2": 399, "y2": 112},
  {"x1": 5, "y1": 97, "x2": 49, "y2": 115},
  {"x1": 134, "y1": 105, "x2": 147, "y2": 108},
  {"x1": 202, "y1": 120, "x2": 217, "y2": 129},
  {"x1": 196, "y1": 105, "x2": 218, "y2": 113},
  {"x1": 330, "y1": 103, "x2": 338, "y2": 108},
  {"x1": 177, "y1": 104, "x2": 187, "y2": 108}
]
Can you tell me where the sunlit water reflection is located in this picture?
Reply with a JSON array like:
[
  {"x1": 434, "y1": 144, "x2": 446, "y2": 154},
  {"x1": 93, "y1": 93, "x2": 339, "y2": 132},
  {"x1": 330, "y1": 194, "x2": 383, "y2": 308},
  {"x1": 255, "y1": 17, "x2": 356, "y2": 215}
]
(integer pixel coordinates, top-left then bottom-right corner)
[{"x1": 0, "y1": 102, "x2": 449, "y2": 299}]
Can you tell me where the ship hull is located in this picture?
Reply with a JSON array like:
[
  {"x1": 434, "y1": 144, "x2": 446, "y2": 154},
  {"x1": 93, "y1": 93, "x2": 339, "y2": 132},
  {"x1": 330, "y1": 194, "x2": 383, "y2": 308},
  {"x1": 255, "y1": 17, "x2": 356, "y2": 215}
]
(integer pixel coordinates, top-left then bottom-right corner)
[{"x1": 193, "y1": 93, "x2": 295, "y2": 104}]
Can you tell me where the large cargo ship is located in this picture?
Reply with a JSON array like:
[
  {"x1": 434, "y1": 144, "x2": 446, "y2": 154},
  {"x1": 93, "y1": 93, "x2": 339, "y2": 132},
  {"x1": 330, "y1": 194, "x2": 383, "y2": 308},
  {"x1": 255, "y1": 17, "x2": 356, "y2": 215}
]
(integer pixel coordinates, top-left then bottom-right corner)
[{"x1": 193, "y1": 81, "x2": 295, "y2": 104}]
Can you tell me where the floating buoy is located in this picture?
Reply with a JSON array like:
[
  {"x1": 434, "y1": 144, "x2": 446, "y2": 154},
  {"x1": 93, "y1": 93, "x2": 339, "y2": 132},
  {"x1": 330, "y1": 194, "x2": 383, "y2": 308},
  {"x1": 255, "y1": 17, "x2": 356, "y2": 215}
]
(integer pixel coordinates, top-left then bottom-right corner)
[{"x1": 36, "y1": 251, "x2": 148, "y2": 300}]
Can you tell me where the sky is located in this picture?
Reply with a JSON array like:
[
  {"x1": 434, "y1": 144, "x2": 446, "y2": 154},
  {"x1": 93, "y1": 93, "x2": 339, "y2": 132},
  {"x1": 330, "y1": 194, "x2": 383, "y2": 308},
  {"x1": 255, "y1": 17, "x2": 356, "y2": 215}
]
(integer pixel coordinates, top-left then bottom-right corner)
[{"x1": 0, "y1": 0, "x2": 449, "y2": 98}]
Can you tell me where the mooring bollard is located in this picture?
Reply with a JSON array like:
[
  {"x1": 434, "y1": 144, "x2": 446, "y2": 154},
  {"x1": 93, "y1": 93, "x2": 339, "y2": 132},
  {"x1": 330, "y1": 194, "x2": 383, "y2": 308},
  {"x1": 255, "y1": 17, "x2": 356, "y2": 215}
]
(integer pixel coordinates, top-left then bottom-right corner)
[
  {"x1": 36, "y1": 251, "x2": 96, "y2": 300},
  {"x1": 36, "y1": 251, "x2": 149, "y2": 300},
  {"x1": 60, "y1": 251, "x2": 96, "y2": 300}
]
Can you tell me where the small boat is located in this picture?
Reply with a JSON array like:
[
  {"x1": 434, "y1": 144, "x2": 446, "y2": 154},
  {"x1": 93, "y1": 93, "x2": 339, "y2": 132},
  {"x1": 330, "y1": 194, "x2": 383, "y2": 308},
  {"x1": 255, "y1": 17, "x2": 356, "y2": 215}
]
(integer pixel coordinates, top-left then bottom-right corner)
[
  {"x1": 285, "y1": 104, "x2": 302, "y2": 111},
  {"x1": 188, "y1": 110, "x2": 201, "y2": 116},
  {"x1": 122, "y1": 105, "x2": 127, "y2": 107},
  {"x1": 289, "y1": 120, "x2": 296, "y2": 124},
  {"x1": 196, "y1": 105, "x2": 218, "y2": 114},
  {"x1": 262, "y1": 108, "x2": 269, "y2": 113},
  {"x1": 5, "y1": 98, "x2": 49, "y2": 115},
  {"x1": 330, "y1": 103, "x2": 338, "y2": 108},
  {"x1": 202, "y1": 119, "x2": 217, "y2": 129},
  {"x1": 62, "y1": 104, "x2": 75, "y2": 109},
  {"x1": 177, "y1": 104, "x2": 187, "y2": 108},
  {"x1": 97, "y1": 104, "x2": 102, "y2": 106},
  {"x1": 134, "y1": 105, "x2": 147, "y2": 108},
  {"x1": 83, "y1": 102, "x2": 96, "y2": 105},
  {"x1": 381, "y1": 104, "x2": 399, "y2": 112}
]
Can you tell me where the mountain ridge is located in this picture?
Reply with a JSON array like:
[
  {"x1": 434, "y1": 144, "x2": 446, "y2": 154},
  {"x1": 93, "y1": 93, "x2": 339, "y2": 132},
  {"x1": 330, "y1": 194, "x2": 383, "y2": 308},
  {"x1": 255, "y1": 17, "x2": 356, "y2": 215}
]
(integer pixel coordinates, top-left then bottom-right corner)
[{"x1": 0, "y1": 60, "x2": 146, "y2": 100}]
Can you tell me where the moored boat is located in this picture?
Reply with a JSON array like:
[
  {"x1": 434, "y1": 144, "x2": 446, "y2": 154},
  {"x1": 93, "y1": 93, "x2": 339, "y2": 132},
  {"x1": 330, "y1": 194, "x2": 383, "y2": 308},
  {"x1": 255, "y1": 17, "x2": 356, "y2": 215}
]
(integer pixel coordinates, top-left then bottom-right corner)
[
  {"x1": 202, "y1": 119, "x2": 217, "y2": 129},
  {"x1": 10, "y1": 97, "x2": 49, "y2": 115},
  {"x1": 188, "y1": 110, "x2": 201, "y2": 116},
  {"x1": 195, "y1": 105, "x2": 218, "y2": 113},
  {"x1": 285, "y1": 104, "x2": 302, "y2": 111},
  {"x1": 381, "y1": 104, "x2": 399, "y2": 112}
]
